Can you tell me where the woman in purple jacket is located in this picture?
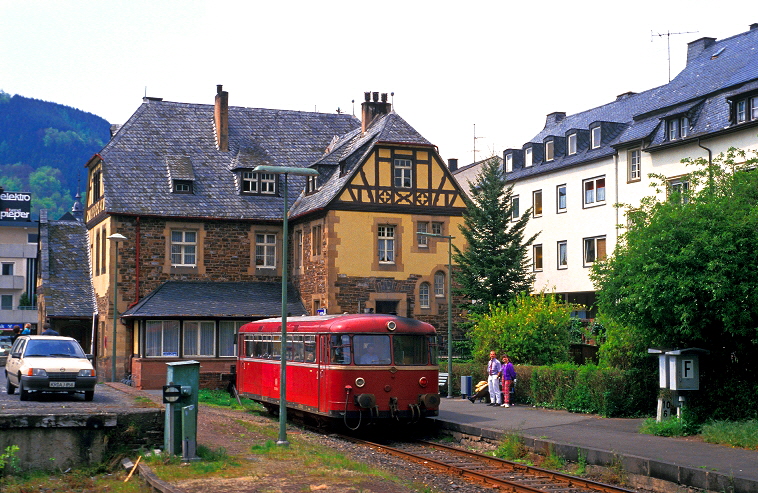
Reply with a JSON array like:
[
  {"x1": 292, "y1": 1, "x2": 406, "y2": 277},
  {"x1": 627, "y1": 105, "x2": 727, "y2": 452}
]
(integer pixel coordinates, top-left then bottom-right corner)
[{"x1": 500, "y1": 354, "x2": 517, "y2": 407}]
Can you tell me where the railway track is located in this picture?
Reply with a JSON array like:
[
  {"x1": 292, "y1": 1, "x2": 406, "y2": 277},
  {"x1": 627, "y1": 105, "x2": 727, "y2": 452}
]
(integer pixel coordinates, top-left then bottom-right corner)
[{"x1": 343, "y1": 436, "x2": 640, "y2": 493}]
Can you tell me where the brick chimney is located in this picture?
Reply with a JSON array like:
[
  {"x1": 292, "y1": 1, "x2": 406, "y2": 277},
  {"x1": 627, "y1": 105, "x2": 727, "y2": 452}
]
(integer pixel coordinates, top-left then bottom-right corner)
[
  {"x1": 361, "y1": 91, "x2": 392, "y2": 134},
  {"x1": 214, "y1": 84, "x2": 229, "y2": 152}
]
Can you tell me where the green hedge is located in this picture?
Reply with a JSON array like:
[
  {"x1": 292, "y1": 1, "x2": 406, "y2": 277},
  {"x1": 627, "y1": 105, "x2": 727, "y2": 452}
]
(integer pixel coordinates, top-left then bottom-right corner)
[{"x1": 442, "y1": 361, "x2": 656, "y2": 417}]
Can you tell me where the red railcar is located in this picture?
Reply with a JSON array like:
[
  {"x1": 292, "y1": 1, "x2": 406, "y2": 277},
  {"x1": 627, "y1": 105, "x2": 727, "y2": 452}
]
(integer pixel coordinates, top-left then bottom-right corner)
[{"x1": 237, "y1": 314, "x2": 441, "y2": 428}]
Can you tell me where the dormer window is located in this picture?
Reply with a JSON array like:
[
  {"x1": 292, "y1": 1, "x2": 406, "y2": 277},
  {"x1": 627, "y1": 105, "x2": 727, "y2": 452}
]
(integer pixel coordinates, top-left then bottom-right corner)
[
  {"x1": 173, "y1": 180, "x2": 193, "y2": 194},
  {"x1": 591, "y1": 126, "x2": 601, "y2": 149},
  {"x1": 241, "y1": 171, "x2": 277, "y2": 195},
  {"x1": 525, "y1": 148, "x2": 533, "y2": 167},
  {"x1": 306, "y1": 174, "x2": 319, "y2": 194},
  {"x1": 666, "y1": 117, "x2": 689, "y2": 140},
  {"x1": 567, "y1": 133, "x2": 577, "y2": 155},
  {"x1": 729, "y1": 95, "x2": 758, "y2": 125},
  {"x1": 505, "y1": 153, "x2": 513, "y2": 172},
  {"x1": 545, "y1": 141, "x2": 554, "y2": 161}
]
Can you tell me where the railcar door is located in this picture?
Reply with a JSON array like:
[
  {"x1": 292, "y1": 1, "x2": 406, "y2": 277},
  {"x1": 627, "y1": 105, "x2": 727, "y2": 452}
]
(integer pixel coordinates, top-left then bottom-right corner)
[{"x1": 318, "y1": 335, "x2": 327, "y2": 412}]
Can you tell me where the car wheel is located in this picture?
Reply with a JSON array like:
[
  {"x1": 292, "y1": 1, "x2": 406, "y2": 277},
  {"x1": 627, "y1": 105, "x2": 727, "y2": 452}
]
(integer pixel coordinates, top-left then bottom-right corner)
[
  {"x1": 84, "y1": 391, "x2": 94, "y2": 401},
  {"x1": 19, "y1": 381, "x2": 30, "y2": 401},
  {"x1": 6, "y1": 372, "x2": 15, "y2": 394}
]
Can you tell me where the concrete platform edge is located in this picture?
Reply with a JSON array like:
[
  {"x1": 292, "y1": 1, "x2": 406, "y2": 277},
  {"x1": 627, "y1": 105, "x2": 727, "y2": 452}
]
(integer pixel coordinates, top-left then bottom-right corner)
[{"x1": 432, "y1": 418, "x2": 758, "y2": 493}]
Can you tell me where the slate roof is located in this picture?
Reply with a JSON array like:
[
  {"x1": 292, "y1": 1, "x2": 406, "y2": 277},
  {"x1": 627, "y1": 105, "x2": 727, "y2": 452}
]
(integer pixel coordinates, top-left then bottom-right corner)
[
  {"x1": 289, "y1": 111, "x2": 434, "y2": 218},
  {"x1": 40, "y1": 218, "x2": 96, "y2": 318},
  {"x1": 98, "y1": 99, "x2": 360, "y2": 220},
  {"x1": 121, "y1": 281, "x2": 307, "y2": 318},
  {"x1": 505, "y1": 25, "x2": 758, "y2": 182}
]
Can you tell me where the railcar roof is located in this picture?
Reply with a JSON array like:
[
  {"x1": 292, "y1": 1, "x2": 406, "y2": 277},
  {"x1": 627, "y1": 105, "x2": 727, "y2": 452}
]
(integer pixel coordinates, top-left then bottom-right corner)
[{"x1": 240, "y1": 313, "x2": 437, "y2": 333}]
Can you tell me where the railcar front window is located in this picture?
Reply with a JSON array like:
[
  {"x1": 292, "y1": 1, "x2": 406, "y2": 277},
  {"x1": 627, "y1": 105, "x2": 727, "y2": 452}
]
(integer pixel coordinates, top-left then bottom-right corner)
[
  {"x1": 354, "y1": 335, "x2": 391, "y2": 365},
  {"x1": 430, "y1": 336, "x2": 440, "y2": 364},
  {"x1": 330, "y1": 335, "x2": 351, "y2": 364},
  {"x1": 393, "y1": 335, "x2": 429, "y2": 365}
]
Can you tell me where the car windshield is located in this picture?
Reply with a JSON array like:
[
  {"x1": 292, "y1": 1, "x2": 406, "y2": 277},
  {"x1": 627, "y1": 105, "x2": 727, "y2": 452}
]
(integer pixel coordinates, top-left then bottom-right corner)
[{"x1": 24, "y1": 340, "x2": 86, "y2": 358}]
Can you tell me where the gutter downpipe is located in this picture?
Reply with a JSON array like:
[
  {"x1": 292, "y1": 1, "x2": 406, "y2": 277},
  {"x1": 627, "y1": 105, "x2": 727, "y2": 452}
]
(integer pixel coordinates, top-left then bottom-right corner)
[
  {"x1": 697, "y1": 138, "x2": 714, "y2": 196},
  {"x1": 614, "y1": 151, "x2": 619, "y2": 243}
]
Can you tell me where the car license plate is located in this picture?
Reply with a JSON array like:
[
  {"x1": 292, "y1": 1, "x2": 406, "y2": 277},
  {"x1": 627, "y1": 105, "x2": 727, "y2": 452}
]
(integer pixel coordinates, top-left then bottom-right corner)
[{"x1": 50, "y1": 381, "x2": 75, "y2": 388}]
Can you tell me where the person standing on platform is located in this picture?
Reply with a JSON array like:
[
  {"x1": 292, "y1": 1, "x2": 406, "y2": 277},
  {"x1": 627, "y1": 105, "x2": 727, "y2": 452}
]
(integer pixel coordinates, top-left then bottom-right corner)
[
  {"x1": 500, "y1": 354, "x2": 517, "y2": 407},
  {"x1": 486, "y1": 350, "x2": 502, "y2": 406}
]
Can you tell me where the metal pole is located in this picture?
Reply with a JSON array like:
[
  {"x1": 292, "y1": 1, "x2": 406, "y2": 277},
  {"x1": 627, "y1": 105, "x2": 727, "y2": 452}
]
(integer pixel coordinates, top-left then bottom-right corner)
[
  {"x1": 446, "y1": 237, "x2": 453, "y2": 399},
  {"x1": 111, "y1": 242, "x2": 118, "y2": 382},
  {"x1": 278, "y1": 173, "x2": 289, "y2": 447}
]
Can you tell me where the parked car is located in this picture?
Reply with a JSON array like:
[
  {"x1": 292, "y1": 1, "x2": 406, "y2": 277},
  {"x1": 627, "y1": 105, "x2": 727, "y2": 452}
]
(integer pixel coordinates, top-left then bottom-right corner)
[
  {"x1": 4, "y1": 335, "x2": 97, "y2": 401},
  {"x1": 0, "y1": 340, "x2": 11, "y2": 366}
]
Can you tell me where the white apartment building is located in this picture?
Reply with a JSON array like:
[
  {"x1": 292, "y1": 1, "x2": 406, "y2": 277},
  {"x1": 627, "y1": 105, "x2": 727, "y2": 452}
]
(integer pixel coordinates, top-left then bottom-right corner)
[{"x1": 455, "y1": 24, "x2": 758, "y2": 313}]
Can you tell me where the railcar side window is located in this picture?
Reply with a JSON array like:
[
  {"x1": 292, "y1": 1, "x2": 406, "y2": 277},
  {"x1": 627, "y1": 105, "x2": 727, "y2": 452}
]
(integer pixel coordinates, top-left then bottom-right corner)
[
  {"x1": 330, "y1": 335, "x2": 351, "y2": 364},
  {"x1": 289, "y1": 335, "x2": 304, "y2": 362},
  {"x1": 354, "y1": 335, "x2": 391, "y2": 365},
  {"x1": 244, "y1": 335, "x2": 255, "y2": 357},
  {"x1": 393, "y1": 335, "x2": 428, "y2": 365},
  {"x1": 271, "y1": 335, "x2": 282, "y2": 360},
  {"x1": 304, "y1": 335, "x2": 316, "y2": 362}
]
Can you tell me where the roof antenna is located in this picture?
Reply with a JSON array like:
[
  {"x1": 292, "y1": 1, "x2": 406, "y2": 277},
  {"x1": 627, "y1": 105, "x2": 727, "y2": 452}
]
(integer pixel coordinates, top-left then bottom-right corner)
[
  {"x1": 473, "y1": 123, "x2": 485, "y2": 163},
  {"x1": 391, "y1": 91, "x2": 394, "y2": 109},
  {"x1": 351, "y1": 99, "x2": 355, "y2": 116},
  {"x1": 651, "y1": 29, "x2": 698, "y2": 82}
]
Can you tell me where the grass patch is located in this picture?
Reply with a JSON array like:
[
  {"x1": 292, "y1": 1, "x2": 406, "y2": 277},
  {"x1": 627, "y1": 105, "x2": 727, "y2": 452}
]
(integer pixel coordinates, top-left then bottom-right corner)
[
  {"x1": 133, "y1": 396, "x2": 160, "y2": 408},
  {"x1": 539, "y1": 444, "x2": 565, "y2": 471},
  {"x1": 700, "y1": 419, "x2": 758, "y2": 449},
  {"x1": 493, "y1": 432, "x2": 530, "y2": 463},
  {"x1": 639, "y1": 416, "x2": 697, "y2": 437},
  {"x1": 197, "y1": 389, "x2": 261, "y2": 412},
  {"x1": 0, "y1": 467, "x2": 150, "y2": 493}
]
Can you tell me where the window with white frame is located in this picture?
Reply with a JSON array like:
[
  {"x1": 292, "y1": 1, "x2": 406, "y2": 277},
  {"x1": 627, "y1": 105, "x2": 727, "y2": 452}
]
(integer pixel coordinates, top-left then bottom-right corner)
[
  {"x1": 378, "y1": 225, "x2": 395, "y2": 263},
  {"x1": 668, "y1": 178, "x2": 690, "y2": 204},
  {"x1": 629, "y1": 149, "x2": 641, "y2": 181},
  {"x1": 557, "y1": 185, "x2": 567, "y2": 212},
  {"x1": 417, "y1": 221, "x2": 429, "y2": 247},
  {"x1": 533, "y1": 244, "x2": 543, "y2": 271},
  {"x1": 241, "y1": 172, "x2": 277, "y2": 194},
  {"x1": 545, "y1": 141, "x2": 554, "y2": 161},
  {"x1": 394, "y1": 158, "x2": 413, "y2": 188},
  {"x1": 583, "y1": 176, "x2": 606, "y2": 207},
  {"x1": 173, "y1": 180, "x2": 192, "y2": 193},
  {"x1": 583, "y1": 236, "x2": 606, "y2": 266},
  {"x1": 591, "y1": 126, "x2": 601, "y2": 148},
  {"x1": 432, "y1": 221, "x2": 443, "y2": 236},
  {"x1": 511, "y1": 195, "x2": 520, "y2": 221},
  {"x1": 218, "y1": 321, "x2": 243, "y2": 357},
  {"x1": 145, "y1": 320, "x2": 180, "y2": 357},
  {"x1": 666, "y1": 117, "x2": 689, "y2": 140},
  {"x1": 255, "y1": 233, "x2": 276, "y2": 268},
  {"x1": 567, "y1": 133, "x2": 577, "y2": 155},
  {"x1": 752, "y1": 96, "x2": 758, "y2": 120},
  {"x1": 306, "y1": 174, "x2": 318, "y2": 194},
  {"x1": 557, "y1": 241, "x2": 568, "y2": 269},
  {"x1": 731, "y1": 95, "x2": 758, "y2": 124},
  {"x1": 533, "y1": 190, "x2": 543, "y2": 217},
  {"x1": 1, "y1": 263, "x2": 14, "y2": 276},
  {"x1": 183, "y1": 321, "x2": 216, "y2": 357},
  {"x1": 419, "y1": 282, "x2": 430, "y2": 308},
  {"x1": 505, "y1": 153, "x2": 513, "y2": 172},
  {"x1": 171, "y1": 230, "x2": 197, "y2": 266},
  {"x1": 524, "y1": 148, "x2": 533, "y2": 167},
  {"x1": 434, "y1": 271, "x2": 445, "y2": 297}
]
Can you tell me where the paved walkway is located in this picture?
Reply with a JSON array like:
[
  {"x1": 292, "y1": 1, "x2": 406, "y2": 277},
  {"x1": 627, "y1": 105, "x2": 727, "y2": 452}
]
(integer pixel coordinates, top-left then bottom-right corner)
[{"x1": 434, "y1": 398, "x2": 758, "y2": 493}]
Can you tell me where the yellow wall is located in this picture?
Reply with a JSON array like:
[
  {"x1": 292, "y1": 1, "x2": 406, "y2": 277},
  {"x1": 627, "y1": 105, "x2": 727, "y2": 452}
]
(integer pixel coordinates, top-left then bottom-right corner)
[{"x1": 330, "y1": 210, "x2": 464, "y2": 277}]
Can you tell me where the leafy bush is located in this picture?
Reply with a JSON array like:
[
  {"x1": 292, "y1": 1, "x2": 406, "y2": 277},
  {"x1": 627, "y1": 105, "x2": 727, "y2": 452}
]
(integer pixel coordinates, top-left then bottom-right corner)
[{"x1": 468, "y1": 292, "x2": 577, "y2": 365}]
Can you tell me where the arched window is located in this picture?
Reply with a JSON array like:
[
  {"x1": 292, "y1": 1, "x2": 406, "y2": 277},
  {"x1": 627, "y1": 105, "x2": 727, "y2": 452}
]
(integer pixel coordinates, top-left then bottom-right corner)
[
  {"x1": 419, "y1": 282, "x2": 430, "y2": 308},
  {"x1": 434, "y1": 271, "x2": 445, "y2": 297}
]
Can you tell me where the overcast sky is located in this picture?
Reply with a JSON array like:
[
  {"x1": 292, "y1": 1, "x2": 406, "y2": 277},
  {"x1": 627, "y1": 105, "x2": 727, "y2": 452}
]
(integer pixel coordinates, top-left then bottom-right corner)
[{"x1": 1, "y1": 1, "x2": 752, "y2": 166}]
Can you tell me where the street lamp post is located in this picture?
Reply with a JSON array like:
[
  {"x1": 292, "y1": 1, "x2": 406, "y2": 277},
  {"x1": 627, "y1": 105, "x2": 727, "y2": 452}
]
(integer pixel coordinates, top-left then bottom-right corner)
[
  {"x1": 253, "y1": 165, "x2": 319, "y2": 446},
  {"x1": 107, "y1": 233, "x2": 127, "y2": 383},
  {"x1": 419, "y1": 232, "x2": 455, "y2": 398}
]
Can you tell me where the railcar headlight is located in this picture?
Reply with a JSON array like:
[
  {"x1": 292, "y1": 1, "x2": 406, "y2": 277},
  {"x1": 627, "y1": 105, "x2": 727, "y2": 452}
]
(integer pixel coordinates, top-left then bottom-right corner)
[
  {"x1": 27, "y1": 368, "x2": 47, "y2": 377},
  {"x1": 355, "y1": 377, "x2": 366, "y2": 388},
  {"x1": 78, "y1": 369, "x2": 96, "y2": 377}
]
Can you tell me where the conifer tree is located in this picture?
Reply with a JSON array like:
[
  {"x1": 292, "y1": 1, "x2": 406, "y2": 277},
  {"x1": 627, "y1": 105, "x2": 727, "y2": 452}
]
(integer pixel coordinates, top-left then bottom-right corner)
[{"x1": 453, "y1": 157, "x2": 538, "y2": 315}]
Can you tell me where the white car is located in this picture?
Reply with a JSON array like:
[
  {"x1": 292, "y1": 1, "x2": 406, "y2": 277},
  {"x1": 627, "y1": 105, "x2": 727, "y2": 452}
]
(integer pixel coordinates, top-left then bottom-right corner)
[{"x1": 5, "y1": 335, "x2": 97, "y2": 401}]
